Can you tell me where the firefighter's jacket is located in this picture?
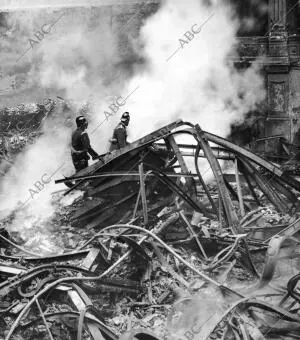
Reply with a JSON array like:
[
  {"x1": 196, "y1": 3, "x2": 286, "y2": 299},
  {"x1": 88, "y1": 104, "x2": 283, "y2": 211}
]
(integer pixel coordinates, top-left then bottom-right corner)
[
  {"x1": 71, "y1": 129, "x2": 98, "y2": 162},
  {"x1": 109, "y1": 122, "x2": 128, "y2": 151}
]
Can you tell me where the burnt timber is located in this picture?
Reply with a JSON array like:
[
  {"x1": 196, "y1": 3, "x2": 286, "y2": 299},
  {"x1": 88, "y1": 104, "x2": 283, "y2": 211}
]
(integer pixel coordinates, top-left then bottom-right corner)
[
  {"x1": 57, "y1": 120, "x2": 300, "y2": 231},
  {"x1": 4, "y1": 119, "x2": 300, "y2": 339}
]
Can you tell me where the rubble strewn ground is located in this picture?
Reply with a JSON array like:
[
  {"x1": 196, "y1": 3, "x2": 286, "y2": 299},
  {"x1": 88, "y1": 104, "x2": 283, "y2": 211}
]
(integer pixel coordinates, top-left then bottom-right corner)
[{"x1": 1, "y1": 105, "x2": 300, "y2": 340}]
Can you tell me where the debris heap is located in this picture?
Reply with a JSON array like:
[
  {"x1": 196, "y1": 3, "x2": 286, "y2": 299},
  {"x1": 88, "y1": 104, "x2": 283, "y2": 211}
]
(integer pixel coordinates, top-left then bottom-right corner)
[{"x1": 1, "y1": 120, "x2": 300, "y2": 340}]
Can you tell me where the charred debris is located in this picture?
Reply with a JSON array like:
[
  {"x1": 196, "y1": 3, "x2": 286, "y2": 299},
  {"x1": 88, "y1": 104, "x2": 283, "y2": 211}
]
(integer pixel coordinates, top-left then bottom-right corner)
[{"x1": 1, "y1": 118, "x2": 300, "y2": 339}]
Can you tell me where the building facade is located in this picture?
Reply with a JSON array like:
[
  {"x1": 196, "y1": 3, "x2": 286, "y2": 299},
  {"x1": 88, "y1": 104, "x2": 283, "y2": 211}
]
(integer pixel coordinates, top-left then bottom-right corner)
[
  {"x1": 232, "y1": 0, "x2": 300, "y2": 157},
  {"x1": 1, "y1": 0, "x2": 299, "y2": 160},
  {"x1": 109, "y1": 0, "x2": 300, "y2": 158}
]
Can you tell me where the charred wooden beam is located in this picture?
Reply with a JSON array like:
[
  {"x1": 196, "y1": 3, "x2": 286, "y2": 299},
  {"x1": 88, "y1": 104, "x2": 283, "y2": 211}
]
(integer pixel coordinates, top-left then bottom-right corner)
[
  {"x1": 166, "y1": 135, "x2": 194, "y2": 189},
  {"x1": 179, "y1": 211, "x2": 208, "y2": 259},
  {"x1": 235, "y1": 158, "x2": 245, "y2": 216},
  {"x1": 72, "y1": 193, "x2": 136, "y2": 223},
  {"x1": 87, "y1": 176, "x2": 138, "y2": 196},
  {"x1": 203, "y1": 130, "x2": 300, "y2": 192},
  {"x1": 180, "y1": 150, "x2": 234, "y2": 159},
  {"x1": 193, "y1": 125, "x2": 240, "y2": 232},
  {"x1": 68, "y1": 284, "x2": 118, "y2": 340},
  {"x1": 149, "y1": 167, "x2": 215, "y2": 218},
  {"x1": 265, "y1": 176, "x2": 298, "y2": 207},
  {"x1": 156, "y1": 142, "x2": 235, "y2": 159},
  {"x1": 56, "y1": 172, "x2": 198, "y2": 184},
  {"x1": 194, "y1": 144, "x2": 218, "y2": 214},
  {"x1": 0, "y1": 249, "x2": 89, "y2": 263},
  {"x1": 239, "y1": 158, "x2": 289, "y2": 213},
  {"x1": 260, "y1": 218, "x2": 300, "y2": 287},
  {"x1": 80, "y1": 247, "x2": 105, "y2": 271},
  {"x1": 85, "y1": 208, "x2": 116, "y2": 230},
  {"x1": 139, "y1": 163, "x2": 148, "y2": 225},
  {"x1": 238, "y1": 159, "x2": 261, "y2": 206}
]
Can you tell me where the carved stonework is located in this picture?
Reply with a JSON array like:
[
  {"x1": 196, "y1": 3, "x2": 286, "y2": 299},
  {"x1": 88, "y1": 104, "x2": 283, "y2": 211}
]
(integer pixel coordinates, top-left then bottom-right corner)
[
  {"x1": 268, "y1": 24, "x2": 288, "y2": 41},
  {"x1": 269, "y1": 42, "x2": 288, "y2": 57},
  {"x1": 234, "y1": 35, "x2": 300, "y2": 64},
  {"x1": 288, "y1": 35, "x2": 300, "y2": 64},
  {"x1": 289, "y1": 45, "x2": 298, "y2": 56},
  {"x1": 269, "y1": 82, "x2": 286, "y2": 113},
  {"x1": 238, "y1": 43, "x2": 267, "y2": 58},
  {"x1": 233, "y1": 37, "x2": 268, "y2": 60}
]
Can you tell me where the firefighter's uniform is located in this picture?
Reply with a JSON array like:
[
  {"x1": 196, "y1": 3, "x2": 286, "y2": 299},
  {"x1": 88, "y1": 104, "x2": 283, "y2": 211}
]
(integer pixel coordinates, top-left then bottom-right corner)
[
  {"x1": 109, "y1": 121, "x2": 129, "y2": 152},
  {"x1": 71, "y1": 129, "x2": 98, "y2": 172}
]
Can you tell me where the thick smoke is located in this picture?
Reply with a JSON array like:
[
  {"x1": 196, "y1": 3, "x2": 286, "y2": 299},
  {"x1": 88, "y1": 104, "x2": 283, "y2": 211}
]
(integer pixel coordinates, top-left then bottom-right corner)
[
  {"x1": 0, "y1": 6, "x2": 124, "y2": 251},
  {"x1": 121, "y1": 0, "x2": 266, "y2": 179},
  {"x1": 123, "y1": 0, "x2": 266, "y2": 140},
  {"x1": 0, "y1": 0, "x2": 266, "y2": 252}
]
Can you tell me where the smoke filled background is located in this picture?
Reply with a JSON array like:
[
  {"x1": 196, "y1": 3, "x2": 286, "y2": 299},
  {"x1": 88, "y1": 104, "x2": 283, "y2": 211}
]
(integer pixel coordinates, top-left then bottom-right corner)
[
  {"x1": 125, "y1": 0, "x2": 266, "y2": 139},
  {"x1": 0, "y1": 0, "x2": 266, "y2": 252}
]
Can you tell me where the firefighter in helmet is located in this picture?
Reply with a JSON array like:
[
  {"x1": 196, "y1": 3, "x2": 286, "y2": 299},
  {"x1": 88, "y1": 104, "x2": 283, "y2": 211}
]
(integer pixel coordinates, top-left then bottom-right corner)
[
  {"x1": 71, "y1": 116, "x2": 99, "y2": 172},
  {"x1": 109, "y1": 112, "x2": 130, "y2": 151}
]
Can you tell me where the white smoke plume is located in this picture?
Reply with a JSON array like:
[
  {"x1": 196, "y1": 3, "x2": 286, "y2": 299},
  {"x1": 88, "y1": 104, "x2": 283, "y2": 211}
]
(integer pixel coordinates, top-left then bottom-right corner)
[
  {"x1": 0, "y1": 6, "x2": 124, "y2": 251},
  {"x1": 124, "y1": 0, "x2": 266, "y2": 140},
  {"x1": 0, "y1": 0, "x2": 266, "y2": 252},
  {"x1": 121, "y1": 0, "x2": 265, "y2": 179}
]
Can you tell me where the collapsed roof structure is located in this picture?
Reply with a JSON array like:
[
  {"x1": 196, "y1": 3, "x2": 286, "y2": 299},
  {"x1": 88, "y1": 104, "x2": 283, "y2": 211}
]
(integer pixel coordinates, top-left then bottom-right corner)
[
  {"x1": 58, "y1": 119, "x2": 300, "y2": 228},
  {"x1": 1, "y1": 119, "x2": 300, "y2": 339}
]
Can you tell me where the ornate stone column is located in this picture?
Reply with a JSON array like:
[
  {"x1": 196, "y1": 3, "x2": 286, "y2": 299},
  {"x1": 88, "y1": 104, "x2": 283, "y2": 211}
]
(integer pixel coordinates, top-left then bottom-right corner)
[
  {"x1": 268, "y1": 0, "x2": 288, "y2": 62},
  {"x1": 269, "y1": 0, "x2": 287, "y2": 29},
  {"x1": 264, "y1": 0, "x2": 291, "y2": 152}
]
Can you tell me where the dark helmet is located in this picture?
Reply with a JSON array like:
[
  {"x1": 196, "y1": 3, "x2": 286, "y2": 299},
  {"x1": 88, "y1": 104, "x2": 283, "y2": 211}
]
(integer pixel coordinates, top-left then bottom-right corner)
[
  {"x1": 76, "y1": 115, "x2": 88, "y2": 127},
  {"x1": 121, "y1": 112, "x2": 130, "y2": 122}
]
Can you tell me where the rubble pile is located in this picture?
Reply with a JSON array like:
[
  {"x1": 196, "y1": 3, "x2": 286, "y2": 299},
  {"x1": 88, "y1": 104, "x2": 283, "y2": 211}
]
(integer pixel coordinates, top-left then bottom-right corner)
[
  {"x1": 1, "y1": 120, "x2": 300, "y2": 339},
  {"x1": 0, "y1": 99, "x2": 55, "y2": 176}
]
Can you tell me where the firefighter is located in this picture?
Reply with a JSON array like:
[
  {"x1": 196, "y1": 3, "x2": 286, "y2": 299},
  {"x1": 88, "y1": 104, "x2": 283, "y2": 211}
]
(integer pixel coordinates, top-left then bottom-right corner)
[
  {"x1": 71, "y1": 116, "x2": 99, "y2": 172},
  {"x1": 109, "y1": 112, "x2": 130, "y2": 151}
]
